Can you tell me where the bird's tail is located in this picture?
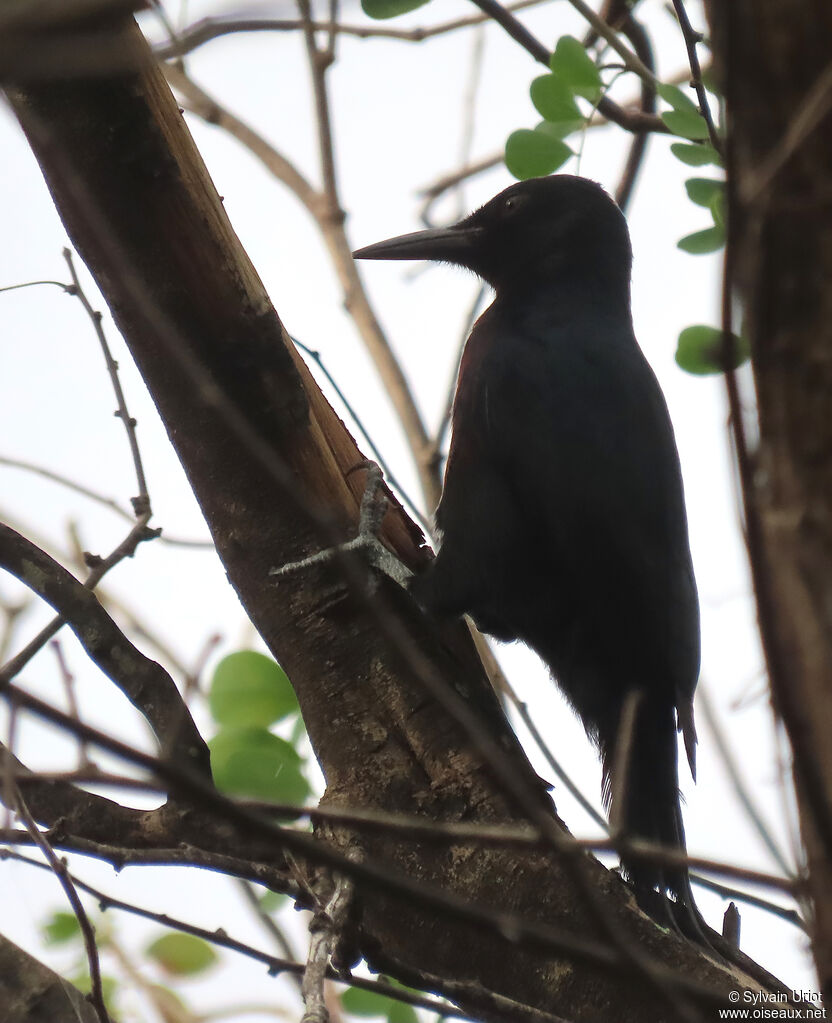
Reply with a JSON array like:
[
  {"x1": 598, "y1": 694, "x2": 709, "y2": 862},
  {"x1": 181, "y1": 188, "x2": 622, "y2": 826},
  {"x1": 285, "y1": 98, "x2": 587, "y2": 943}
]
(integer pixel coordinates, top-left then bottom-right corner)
[{"x1": 601, "y1": 694, "x2": 690, "y2": 903}]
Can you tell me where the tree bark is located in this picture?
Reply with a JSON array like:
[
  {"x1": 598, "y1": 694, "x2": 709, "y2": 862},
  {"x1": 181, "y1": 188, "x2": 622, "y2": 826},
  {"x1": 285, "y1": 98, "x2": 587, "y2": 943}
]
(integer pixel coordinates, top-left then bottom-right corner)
[
  {"x1": 705, "y1": 1, "x2": 832, "y2": 1002},
  {"x1": 0, "y1": 934, "x2": 101, "y2": 1023}
]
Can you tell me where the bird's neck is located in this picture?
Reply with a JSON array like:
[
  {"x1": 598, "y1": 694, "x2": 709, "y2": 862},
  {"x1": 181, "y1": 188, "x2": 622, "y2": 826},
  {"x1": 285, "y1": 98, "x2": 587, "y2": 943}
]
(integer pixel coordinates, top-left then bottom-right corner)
[{"x1": 492, "y1": 270, "x2": 632, "y2": 330}]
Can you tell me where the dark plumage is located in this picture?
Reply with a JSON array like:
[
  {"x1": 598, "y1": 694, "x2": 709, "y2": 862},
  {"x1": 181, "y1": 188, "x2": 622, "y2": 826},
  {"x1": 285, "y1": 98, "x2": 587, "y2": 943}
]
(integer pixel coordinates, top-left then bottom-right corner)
[{"x1": 354, "y1": 175, "x2": 700, "y2": 913}]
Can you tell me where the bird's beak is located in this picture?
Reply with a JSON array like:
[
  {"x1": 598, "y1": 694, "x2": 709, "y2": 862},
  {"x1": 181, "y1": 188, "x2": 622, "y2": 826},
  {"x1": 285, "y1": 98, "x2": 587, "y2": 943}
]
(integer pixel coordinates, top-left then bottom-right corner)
[{"x1": 353, "y1": 224, "x2": 483, "y2": 264}]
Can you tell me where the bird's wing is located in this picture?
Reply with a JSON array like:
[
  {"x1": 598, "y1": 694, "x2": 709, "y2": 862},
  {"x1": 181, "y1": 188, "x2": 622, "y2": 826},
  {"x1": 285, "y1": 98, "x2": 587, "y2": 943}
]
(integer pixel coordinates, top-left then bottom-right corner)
[{"x1": 486, "y1": 321, "x2": 700, "y2": 701}]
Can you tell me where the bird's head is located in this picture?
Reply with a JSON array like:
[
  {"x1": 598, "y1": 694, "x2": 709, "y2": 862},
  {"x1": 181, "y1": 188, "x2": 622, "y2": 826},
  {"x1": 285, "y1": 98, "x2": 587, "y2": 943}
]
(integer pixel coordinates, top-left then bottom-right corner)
[{"x1": 353, "y1": 175, "x2": 633, "y2": 300}]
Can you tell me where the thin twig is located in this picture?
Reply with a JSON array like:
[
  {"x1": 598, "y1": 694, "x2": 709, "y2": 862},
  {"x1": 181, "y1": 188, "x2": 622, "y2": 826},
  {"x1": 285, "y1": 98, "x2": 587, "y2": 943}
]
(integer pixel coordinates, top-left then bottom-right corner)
[
  {"x1": 2, "y1": 698, "x2": 19, "y2": 834},
  {"x1": 0, "y1": 454, "x2": 212, "y2": 547},
  {"x1": 376, "y1": 950, "x2": 573, "y2": 1023},
  {"x1": 0, "y1": 512, "x2": 157, "y2": 683},
  {"x1": 237, "y1": 879, "x2": 303, "y2": 992},
  {"x1": 591, "y1": 1, "x2": 656, "y2": 212},
  {"x1": 698, "y1": 684, "x2": 793, "y2": 877},
  {"x1": 454, "y1": 25, "x2": 486, "y2": 221},
  {"x1": 289, "y1": 335, "x2": 430, "y2": 531},
  {"x1": 669, "y1": 0, "x2": 722, "y2": 156},
  {"x1": 500, "y1": 680, "x2": 609, "y2": 832},
  {"x1": 182, "y1": 631, "x2": 222, "y2": 703},
  {"x1": 470, "y1": 0, "x2": 658, "y2": 88},
  {"x1": 0, "y1": 278, "x2": 71, "y2": 293},
  {"x1": 0, "y1": 778, "x2": 799, "y2": 894},
  {"x1": 419, "y1": 155, "x2": 503, "y2": 227},
  {"x1": 155, "y1": 1, "x2": 550, "y2": 59},
  {"x1": 0, "y1": 454, "x2": 128, "y2": 523},
  {"x1": 63, "y1": 249, "x2": 149, "y2": 508},
  {"x1": 297, "y1": 0, "x2": 338, "y2": 198},
  {"x1": 416, "y1": 61, "x2": 697, "y2": 225},
  {"x1": 13, "y1": 786, "x2": 110, "y2": 1023},
  {"x1": 301, "y1": 870, "x2": 354, "y2": 1023},
  {"x1": 2, "y1": 848, "x2": 467, "y2": 1021},
  {"x1": 0, "y1": 825, "x2": 303, "y2": 898},
  {"x1": 0, "y1": 592, "x2": 31, "y2": 665},
  {"x1": 0, "y1": 502, "x2": 193, "y2": 677},
  {"x1": 50, "y1": 639, "x2": 93, "y2": 768},
  {"x1": 692, "y1": 874, "x2": 805, "y2": 931},
  {"x1": 741, "y1": 60, "x2": 832, "y2": 203}
]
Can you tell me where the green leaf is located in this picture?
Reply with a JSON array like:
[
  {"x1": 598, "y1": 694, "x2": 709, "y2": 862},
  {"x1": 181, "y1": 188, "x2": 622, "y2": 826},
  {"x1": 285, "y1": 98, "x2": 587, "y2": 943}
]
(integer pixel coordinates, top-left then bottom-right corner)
[
  {"x1": 661, "y1": 108, "x2": 708, "y2": 140},
  {"x1": 701, "y1": 66, "x2": 721, "y2": 97},
  {"x1": 146, "y1": 933, "x2": 218, "y2": 976},
  {"x1": 209, "y1": 651, "x2": 298, "y2": 728},
  {"x1": 290, "y1": 712, "x2": 309, "y2": 746},
  {"x1": 657, "y1": 82, "x2": 700, "y2": 113},
  {"x1": 209, "y1": 727, "x2": 311, "y2": 802},
  {"x1": 710, "y1": 188, "x2": 726, "y2": 229},
  {"x1": 387, "y1": 1003, "x2": 419, "y2": 1023},
  {"x1": 361, "y1": 0, "x2": 431, "y2": 18},
  {"x1": 684, "y1": 177, "x2": 724, "y2": 208},
  {"x1": 548, "y1": 36, "x2": 601, "y2": 101},
  {"x1": 534, "y1": 120, "x2": 580, "y2": 143},
  {"x1": 505, "y1": 129, "x2": 571, "y2": 181},
  {"x1": 146, "y1": 985, "x2": 188, "y2": 1017},
  {"x1": 677, "y1": 224, "x2": 725, "y2": 254},
  {"x1": 71, "y1": 973, "x2": 119, "y2": 1009},
  {"x1": 529, "y1": 75, "x2": 582, "y2": 130},
  {"x1": 675, "y1": 325, "x2": 750, "y2": 375},
  {"x1": 43, "y1": 911, "x2": 81, "y2": 945},
  {"x1": 670, "y1": 142, "x2": 721, "y2": 167},
  {"x1": 259, "y1": 890, "x2": 289, "y2": 914},
  {"x1": 341, "y1": 986, "x2": 394, "y2": 1017}
]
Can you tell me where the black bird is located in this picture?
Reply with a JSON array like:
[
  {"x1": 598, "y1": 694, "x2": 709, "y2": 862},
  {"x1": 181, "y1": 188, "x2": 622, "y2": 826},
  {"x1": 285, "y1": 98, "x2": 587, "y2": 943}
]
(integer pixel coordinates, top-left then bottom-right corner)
[{"x1": 353, "y1": 175, "x2": 700, "y2": 917}]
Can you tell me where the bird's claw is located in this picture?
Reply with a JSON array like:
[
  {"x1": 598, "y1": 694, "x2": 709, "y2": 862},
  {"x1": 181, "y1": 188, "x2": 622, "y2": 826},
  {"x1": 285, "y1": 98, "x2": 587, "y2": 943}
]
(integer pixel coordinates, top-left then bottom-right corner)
[{"x1": 270, "y1": 461, "x2": 413, "y2": 591}]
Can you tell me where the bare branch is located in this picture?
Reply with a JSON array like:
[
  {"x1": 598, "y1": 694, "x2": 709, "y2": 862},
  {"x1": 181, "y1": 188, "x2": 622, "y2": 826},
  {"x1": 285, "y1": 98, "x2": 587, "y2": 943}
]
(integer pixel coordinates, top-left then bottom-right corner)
[
  {"x1": 155, "y1": 2, "x2": 550, "y2": 60},
  {"x1": 0, "y1": 511, "x2": 158, "y2": 680},
  {"x1": 699, "y1": 684, "x2": 793, "y2": 876},
  {"x1": 670, "y1": 0, "x2": 722, "y2": 156},
  {"x1": 469, "y1": 0, "x2": 665, "y2": 132},
  {"x1": 301, "y1": 869, "x2": 354, "y2": 1023},
  {"x1": 0, "y1": 931, "x2": 100, "y2": 1023},
  {"x1": 2, "y1": 847, "x2": 480, "y2": 1022},
  {"x1": 0, "y1": 456, "x2": 212, "y2": 547},
  {"x1": 13, "y1": 784, "x2": 110, "y2": 1023},
  {"x1": 62, "y1": 248, "x2": 149, "y2": 508},
  {"x1": 0, "y1": 523, "x2": 210, "y2": 778}
]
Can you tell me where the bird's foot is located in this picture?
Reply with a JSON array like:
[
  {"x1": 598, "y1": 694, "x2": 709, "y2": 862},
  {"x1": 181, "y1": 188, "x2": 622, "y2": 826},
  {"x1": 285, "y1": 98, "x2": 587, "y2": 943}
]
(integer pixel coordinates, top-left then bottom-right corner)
[
  {"x1": 633, "y1": 881, "x2": 720, "y2": 957},
  {"x1": 270, "y1": 461, "x2": 413, "y2": 590}
]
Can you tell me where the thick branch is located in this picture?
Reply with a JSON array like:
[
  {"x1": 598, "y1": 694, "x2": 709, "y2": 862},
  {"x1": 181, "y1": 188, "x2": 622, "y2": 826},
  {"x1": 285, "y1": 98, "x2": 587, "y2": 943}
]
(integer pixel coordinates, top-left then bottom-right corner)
[
  {"x1": 705, "y1": 0, "x2": 832, "y2": 1001},
  {"x1": 0, "y1": 932, "x2": 101, "y2": 1023},
  {"x1": 164, "y1": 63, "x2": 442, "y2": 510}
]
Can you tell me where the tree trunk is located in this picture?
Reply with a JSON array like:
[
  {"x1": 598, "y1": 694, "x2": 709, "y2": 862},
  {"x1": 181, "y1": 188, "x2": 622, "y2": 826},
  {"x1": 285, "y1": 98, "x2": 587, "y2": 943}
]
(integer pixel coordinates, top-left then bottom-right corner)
[{"x1": 705, "y1": 0, "x2": 832, "y2": 1002}]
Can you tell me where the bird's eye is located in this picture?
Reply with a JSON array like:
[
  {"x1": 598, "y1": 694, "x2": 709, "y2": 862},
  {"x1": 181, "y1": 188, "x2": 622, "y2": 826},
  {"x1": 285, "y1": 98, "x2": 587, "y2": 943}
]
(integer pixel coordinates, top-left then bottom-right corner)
[{"x1": 504, "y1": 198, "x2": 514, "y2": 210}]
